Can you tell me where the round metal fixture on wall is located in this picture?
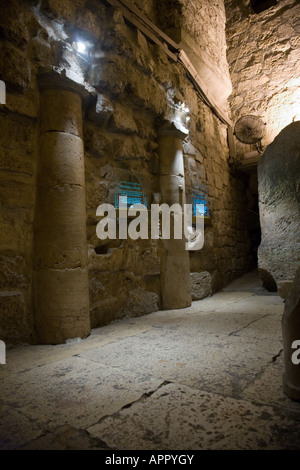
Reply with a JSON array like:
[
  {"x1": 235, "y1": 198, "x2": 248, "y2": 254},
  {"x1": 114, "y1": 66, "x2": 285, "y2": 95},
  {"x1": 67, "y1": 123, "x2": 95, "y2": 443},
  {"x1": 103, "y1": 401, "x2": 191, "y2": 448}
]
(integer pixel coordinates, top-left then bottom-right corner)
[{"x1": 234, "y1": 115, "x2": 266, "y2": 145}]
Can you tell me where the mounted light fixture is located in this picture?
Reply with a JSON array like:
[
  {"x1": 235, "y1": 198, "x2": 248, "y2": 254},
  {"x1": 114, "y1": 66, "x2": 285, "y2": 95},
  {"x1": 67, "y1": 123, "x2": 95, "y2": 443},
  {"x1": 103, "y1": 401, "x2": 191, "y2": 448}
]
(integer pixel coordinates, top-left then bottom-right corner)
[
  {"x1": 70, "y1": 33, "x2": 95, "y2": 61},
  {"x1": 74, "y1": 41, "x2": 87, "y2": 54},
  {"x1": 72, "y1": 39, "x2": 90, "y2": 57}
]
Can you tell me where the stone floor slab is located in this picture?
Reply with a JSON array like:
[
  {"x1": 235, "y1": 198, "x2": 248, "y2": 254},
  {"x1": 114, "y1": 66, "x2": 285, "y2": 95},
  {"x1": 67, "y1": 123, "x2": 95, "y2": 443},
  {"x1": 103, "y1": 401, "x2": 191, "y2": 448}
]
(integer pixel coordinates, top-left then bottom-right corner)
[
  {"x1": 88, "y1": 382, "x2": 300, "y2": 450},
  {"x1": 0, "y1": 356, "x2": 162, "y2": 434}
]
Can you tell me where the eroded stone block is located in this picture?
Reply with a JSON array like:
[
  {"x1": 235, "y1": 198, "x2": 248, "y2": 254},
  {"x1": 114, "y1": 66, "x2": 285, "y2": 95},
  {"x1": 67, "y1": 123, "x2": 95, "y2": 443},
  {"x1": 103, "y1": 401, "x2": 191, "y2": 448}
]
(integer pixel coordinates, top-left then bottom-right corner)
[{"x1": 190, "y1": 271, "x2": 212, "y2": 301}]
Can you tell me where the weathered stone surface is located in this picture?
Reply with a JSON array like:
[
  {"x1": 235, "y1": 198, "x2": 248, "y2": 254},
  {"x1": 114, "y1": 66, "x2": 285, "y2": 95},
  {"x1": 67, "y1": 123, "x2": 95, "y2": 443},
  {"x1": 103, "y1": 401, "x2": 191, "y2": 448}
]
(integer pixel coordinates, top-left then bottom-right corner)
[
  {"x1": 0, "y1": 114, "x2": 36, "y2": 175},
  {"x1": 108, "y1": 102, "x2": 138, "y2": 134},
  {"x1": 0, "y1": 173, "x2": 35, "y2": 211},
  {"x1": 86, "y1": 178, "x2": 109, "y2": 210},
  {"x1": 40, "y1": 89, "x2": 83, "y2": 137},
  {"x1": 157, "y1": 0, "x2": 232, "y2": 112},
  {"x1": 89, "y1": 241, "x2": 160, "y2": 276},
  {"x1": 123, "y1": 288, "x2": 159, "y2": 318},
  {"x1": 277, "y1": 280, "x2": 294, "y2": 300},
  {"x1": 112, "y1": 136, "x2": 147, "y2": 163},
  {"x1": 90, "y1": 296, "x2": 128, "y2": 328},
  {"x1": 35, "y1": 267, "x2": 91, "y2": 344},
  {"x1": 38, "y1": 133, "x2": 85, "y2": 188},
  {"x1": 259, "y1": 268, "x2": 277, "y2": 293},
  {"x1": 88, "y1": 238, "x2": 161, "y2": 327},
  {"x1": 0, "y1": 0, "x2": 29, "y2": 48},
  {"x1": 0, "y1": 292, "x2": 30, "y2": 344},
  {"x1": 0, "y1": 202, "x2": 34, "y2": 255},
  {"x1": 225, "y1": 0, "x2": 300, "y2": 152},
  {"x1": 0, "y1": 255, "x2": 28, "y2": 290},
  {"x1": 4, "y1": 87, "x2": 40, "y2": 119},
  {"x1": 258, "y1": 122, "x2": 300, "y2": 286},
  {"x1": 35, "y1": 188, "x2": 88, "y2": 269},
  {"x1": 87, "y1": 94, "x2": 114, "y2": 124},
  {"x1": 41, "y1": 0, "x2": 85, "y2": 24},
  {"x1": 84, "y1": 126, "x2": 112, "y2": 159},
  {"x1": 190, "y1": 271, "x2": 212, "y2": 301},
  {"x1": 0, "y1": 42, "x2": 31, "y2": 91},
  {"x1": 92, "y1": 55, "x2": 167, "y2": 115},
  {"x1": 19, "y1": 425, "x2": 106, "y2": 450}
]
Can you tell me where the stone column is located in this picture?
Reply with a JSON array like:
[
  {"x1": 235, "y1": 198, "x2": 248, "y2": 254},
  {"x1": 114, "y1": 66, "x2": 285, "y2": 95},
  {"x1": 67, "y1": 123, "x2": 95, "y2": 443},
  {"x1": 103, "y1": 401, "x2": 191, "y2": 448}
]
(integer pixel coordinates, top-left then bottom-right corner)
[
  {"x1": 34, "y1": 73, "x2": 90, "y2": 344},
  {"x1": 158, "y1": 122, "x2": 191, "y2": 309}
]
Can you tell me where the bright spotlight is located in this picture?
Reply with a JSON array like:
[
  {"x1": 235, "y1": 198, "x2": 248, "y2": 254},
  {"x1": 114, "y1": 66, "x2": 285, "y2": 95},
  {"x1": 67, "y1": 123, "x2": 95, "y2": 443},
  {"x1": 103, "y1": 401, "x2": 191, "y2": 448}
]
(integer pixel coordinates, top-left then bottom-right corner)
[{"x1": 75, "y1": 41, "x2": 86, "y2": 54}]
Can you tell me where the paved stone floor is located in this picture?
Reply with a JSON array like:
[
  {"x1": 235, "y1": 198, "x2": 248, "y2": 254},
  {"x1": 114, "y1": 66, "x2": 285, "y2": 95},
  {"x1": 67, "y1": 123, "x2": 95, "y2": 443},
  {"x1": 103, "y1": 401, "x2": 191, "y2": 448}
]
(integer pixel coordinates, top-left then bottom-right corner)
[{"x1": 1, "y1": 270, "x2": 300, "y2": 450}]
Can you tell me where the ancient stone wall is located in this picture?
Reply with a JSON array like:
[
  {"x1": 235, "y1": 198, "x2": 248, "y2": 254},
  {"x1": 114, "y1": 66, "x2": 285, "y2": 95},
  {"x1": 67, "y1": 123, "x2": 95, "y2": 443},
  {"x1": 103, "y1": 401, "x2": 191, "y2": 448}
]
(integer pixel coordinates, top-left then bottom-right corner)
[
  {"x1": 156, "y1": 0, "x2": 232, "y2": 113},
  {"x1": 0, "y1": 0, "x2": 39, "y2": 345},
  {"x1": 225, "y1": 0, "x2": 300, "y2": 157},
  {"x1": 0, "y1": 0, "x2": 253, "y2": 344}
]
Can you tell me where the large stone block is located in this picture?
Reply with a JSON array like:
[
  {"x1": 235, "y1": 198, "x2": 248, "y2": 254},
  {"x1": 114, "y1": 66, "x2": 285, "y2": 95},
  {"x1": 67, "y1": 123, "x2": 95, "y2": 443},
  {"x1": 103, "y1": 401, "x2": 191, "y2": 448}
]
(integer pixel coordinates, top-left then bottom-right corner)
[
  {"x1": 0, "y1": 174, "x2": 35, "y2": 211},
  {"x1": 0, "y1": 42, "x2": 31, "y2": 91},
  {"x1": 88, "y1": 249, "x2": 127, "y2": 274},
  {"x1": 86, "y1": 179, "x2": 109, "y2": 209},
  {"x1": 0, "y1": 292, "x2": 30, "y2": 344},
  {"x1": 0, "y1": 0, "x2": 29, "y2": 48},
  {"x1": 92, "y1": 56, "x2": 167, "y2": 115},
  {"x1": 90, "y1": 296, "x2": 127, "y2": 328},
  {"x1": 190, "y1": 271, "x2": 212, "y2": 301},
  {"x1": 0, "y1": 115, "x2": 36, "y2": 175},
  {"x1": 112, "y1": 136, "x2": 147, "y2": 162},
  {"x1": 87, "y1": 95, "x2": 114, "y2": 124},
  {"x1": 123, "y1": 287, "x2": 159, "y2": 318},
  {"x1": 258, "y1": 122, "x2": 300, "y2": 287},
  {"x1": 0, "y1": 254, "x2": 28, "y2": 290},
  {"x1": 89, "y1": 268, "x2": 128, "y2": 327},
  {"x1": 0, "y1": 207, "x2": 34, "y2": 254},
  {"x1": 84, "y1": 125, "x2": 112, "y2": 158},
  {"x1": 41, "y1": 0, "x2": 84, "y2": 23},
  {"x1": 108, "y1": 103, "x2": 138, "y2": 135}
]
